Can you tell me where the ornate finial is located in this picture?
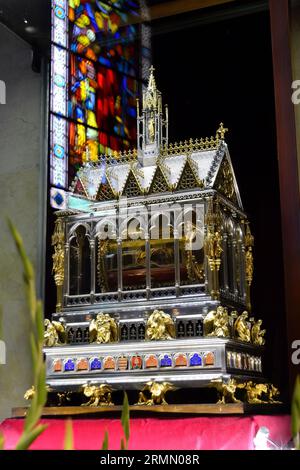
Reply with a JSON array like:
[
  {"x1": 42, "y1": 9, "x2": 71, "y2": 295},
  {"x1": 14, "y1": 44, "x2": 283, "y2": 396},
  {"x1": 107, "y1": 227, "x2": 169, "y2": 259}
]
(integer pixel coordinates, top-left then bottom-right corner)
[
  {"x1": 148, "y1": 65, "x2": 156, "y2": 91},
  {"x1": 143, "y1": 66, "x2": 160, "y2": 111},
  {"x1": 216, "y1": 122, "x2": 228, "y2": 140}
]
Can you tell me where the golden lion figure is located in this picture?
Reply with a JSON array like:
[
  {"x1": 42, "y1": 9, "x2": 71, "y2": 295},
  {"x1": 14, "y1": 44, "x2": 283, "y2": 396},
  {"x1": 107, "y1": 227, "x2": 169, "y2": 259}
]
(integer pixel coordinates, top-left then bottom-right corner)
[
  {"x1": 82, "y1": 384, "x2": 114, "y2": 407},
  {"x1": 43, "y1": 319, "x2": 66, "y2": 347},
  {"x1": 145, "y1": 310, "x2": 176, "y2": 341},
  {"x1": 211, "y1": 378, "x2": 242, "y2": 404},
  {"x1": 136, "y1": 381, "x2": 176, "y2": 406},
  {"x1": 244, "y1": 381, "x2": 268, "y2": 404},
  {"x1": 89, "y1": 313, "x2": 118, "y2": 344}
]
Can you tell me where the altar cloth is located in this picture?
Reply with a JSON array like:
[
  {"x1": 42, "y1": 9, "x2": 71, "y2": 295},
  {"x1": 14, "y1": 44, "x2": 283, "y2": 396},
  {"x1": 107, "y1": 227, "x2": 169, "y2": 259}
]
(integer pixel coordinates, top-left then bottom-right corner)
[{"x1": 0, "y1": 415, "x2": 291, "y2": 450}]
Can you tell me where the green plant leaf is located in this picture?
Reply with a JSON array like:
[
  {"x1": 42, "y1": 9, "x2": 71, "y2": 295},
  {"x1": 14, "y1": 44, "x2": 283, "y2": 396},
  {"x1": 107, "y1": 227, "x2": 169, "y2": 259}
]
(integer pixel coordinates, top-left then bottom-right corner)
[
  {"x1": 120, "y1": 438, "x2": 125, "y2": 450},
  {"x1": 15, "y1": 424, "x2": 48, "y2": 451},
  {"x1": 0, "y1": 431, "x2": 4, "y2": 450},
  {"x1": 64, "y1": 419, "x2": 74, "y2": 450},
  {"x1": 291, "y1": 375, "x2": 300, "y2": 449},
  {"x1": 101, "y1": 431, "x2": 109, "y2": 450},
  {"x1": 36, "y1": 300, "x2": 45, "y2": 344},
  {"x1": 121, "y1": 392, "x2": 130, "y2": 449}
]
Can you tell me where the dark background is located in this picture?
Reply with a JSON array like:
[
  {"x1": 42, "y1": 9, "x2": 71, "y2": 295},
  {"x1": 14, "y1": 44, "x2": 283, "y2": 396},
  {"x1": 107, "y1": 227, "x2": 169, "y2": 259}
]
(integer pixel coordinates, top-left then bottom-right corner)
[
  {"x1": 151, "y1": 8, "x2": 288, "y2": 400},
  {"x1": 44, "y1": 4, "x2": 288, "y2": 402}
]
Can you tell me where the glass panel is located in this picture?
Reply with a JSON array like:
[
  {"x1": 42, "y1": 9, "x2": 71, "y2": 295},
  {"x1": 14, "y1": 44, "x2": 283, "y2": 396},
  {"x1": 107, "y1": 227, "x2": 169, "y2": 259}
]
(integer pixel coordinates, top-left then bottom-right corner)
[
  {"x1": 69, "y1": 226, "x2": 91, "y2": 295},
  {"x1": 96, "y1": 238, "x2": 118, "y2": 293},
  {"x1": 178, "y1": 211, "x2": 205, "y2": 285},
  {"x1": 150, "y1": 214, "x2": 175, "y2": 288},
  {"x1": 122, "y1": 221, "x2": 146, "y2": 291}
]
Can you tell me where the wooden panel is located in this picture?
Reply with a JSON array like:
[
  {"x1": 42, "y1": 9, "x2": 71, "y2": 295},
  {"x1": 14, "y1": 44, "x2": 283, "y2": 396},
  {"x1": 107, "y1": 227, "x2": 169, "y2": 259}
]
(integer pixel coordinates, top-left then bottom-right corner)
[{"x1": 269, "y1": 0, "x2": 300, "y2": 394}]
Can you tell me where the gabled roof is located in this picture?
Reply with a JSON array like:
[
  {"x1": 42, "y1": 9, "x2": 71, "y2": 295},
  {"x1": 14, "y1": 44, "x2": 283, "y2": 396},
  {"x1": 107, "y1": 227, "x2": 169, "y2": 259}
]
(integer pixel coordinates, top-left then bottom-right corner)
[{"x1": 70, "y1": 138, "x2": 243, "y2": 209}]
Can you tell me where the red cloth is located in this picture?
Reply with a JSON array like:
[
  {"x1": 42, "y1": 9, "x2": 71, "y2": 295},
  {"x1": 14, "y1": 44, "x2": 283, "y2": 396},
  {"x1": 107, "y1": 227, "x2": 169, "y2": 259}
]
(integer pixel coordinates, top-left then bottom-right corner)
[{"x1": 0, "y1": 415, "x2": 291, "y2": 450}]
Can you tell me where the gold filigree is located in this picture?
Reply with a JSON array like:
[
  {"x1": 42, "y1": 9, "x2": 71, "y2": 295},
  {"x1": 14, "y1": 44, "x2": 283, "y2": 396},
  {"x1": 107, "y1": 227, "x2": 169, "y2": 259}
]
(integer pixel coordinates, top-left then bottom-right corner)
[
  {"x1": 244, "y1": 381, "x2": 268, "y2": 404},
  {"x1": 89, "y1": 312, "x2": 118, "y2": 344},
  {"x1": 216, "y1": 122, "x2": 228, "y2": 141},
  {"x1": 204, "y1": 306, "x2": 230, "y2": 338},
  {"x1": 135, "y1": 381, "x2": 176, "y2": 406},
  {"x1": 145, "y1": 310, "x2": 176, "y2": 341},
  {"x1": 205, "y1": 228, "x2": 223, "y2": 272},
  {"x1": 97, "y1": 239, "x2": 110, "y2": 292},
  {"x1": 251, "y1": 319, "x2": 266, "y2": 346},
  {"x1": 43, "y1": 319, "x2": 66, "y2": 347},
  {"x1": 52, "y1": 218, "x2": 65, "y2": 312},
  {"x1": 215, "y1": 158, "x2": 237, "y2": 203},
  {"x1": 211, "y1": 378, "x2": 242, "y2": 404},
  {"x1": 245, "y1": 223, "x2": 254, "y2": 285},
  {"x1": 81, "y1": 384, "x2": 114, "y2": 407},
  {"x1": 234, "y1": 311, "x2": 251, "y2": 342}
]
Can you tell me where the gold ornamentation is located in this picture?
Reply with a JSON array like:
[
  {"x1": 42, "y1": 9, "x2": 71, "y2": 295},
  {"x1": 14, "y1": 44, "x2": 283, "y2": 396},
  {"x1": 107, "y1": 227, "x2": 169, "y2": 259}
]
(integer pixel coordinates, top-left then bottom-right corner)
[
  {"x1": 245, "y1": 224, "x2": 254, "y2": 286},
  {"x1": 135, "y1": 381, "x2": 176, "y2": 406},
  {"x1": 24, "y1": 386, "x2": 35, "y2": 401},
  {"x1": 251, "y1": 319, "x2": 266, "y2": 346},
  {"x1": 244, "y1": 381, "x2": 268, "y2": 404},
  {"x1": 82, "y1": 384, "x2": 114, "y2": 407},
  {"x1": 89, "y1": 313, "x2": 118, "y2": 344},
  {"x1": 145, "y1": 310, "x2": 176, "y2": 341},
  {"x1": 216, "y1": 122, "x2": 228, "y2": 141},
  {"x1": 143, "y1": 66, "x2": 159, "y2": 111},
  {"x1": 52, "y1": 218, "x2": 65, "y2": 312},
  {"x1": 160, "y1": 136, "x2": 219, "y2": 157},
  {"x1": 97, "y1": 239, "x2": 110, "y2": 292},
  {"x1": 204, "y1": 306, "x2": 230, "y2": 338},
  {"x1": 57, "y1": 392, "x2": 72, "y2": 407},
  {"x1": 234, "y1": 311, "x2": 251, "y2": 342},
  {"x1": 215, "y1": 158, "x2": 236, "y2": 203},
  {"x1": 43, "y1": 319, "x2": 66, "y2": 347},
  {"x1": 204, "y1": 200, "x2": 223, "y2": 272},
  {"x1": 211, "y1": 378, "x2": 242, "y2": 404},
  {"x1": 266, "y1": 384, "x2": 281, "y2": 403},
  {"x1": 205, "y1": 229, "x2": 223, "y2": 272},
  {"x1": 185, "y1": 221, "x2": 204, "y2": 283},
  {"x1": 148, "y1": 116, "x2": 155, "y2": 142}
]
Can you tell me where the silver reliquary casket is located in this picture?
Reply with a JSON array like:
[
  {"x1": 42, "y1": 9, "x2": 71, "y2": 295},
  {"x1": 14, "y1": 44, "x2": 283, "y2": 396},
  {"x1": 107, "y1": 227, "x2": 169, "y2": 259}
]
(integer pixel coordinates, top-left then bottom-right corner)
[{"x1": 44, "y1": 69, "x2": 276, "y2": 407}]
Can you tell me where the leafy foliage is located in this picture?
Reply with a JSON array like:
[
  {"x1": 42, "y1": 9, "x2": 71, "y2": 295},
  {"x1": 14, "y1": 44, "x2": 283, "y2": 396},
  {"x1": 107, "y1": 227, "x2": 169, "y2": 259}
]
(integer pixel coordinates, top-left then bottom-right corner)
[
  {"x1": 292, "y1": 375, "x2": 300, "y2": 449},
  {"x1": 6, "y1": 220, "x2": 48, "y2": 450}
]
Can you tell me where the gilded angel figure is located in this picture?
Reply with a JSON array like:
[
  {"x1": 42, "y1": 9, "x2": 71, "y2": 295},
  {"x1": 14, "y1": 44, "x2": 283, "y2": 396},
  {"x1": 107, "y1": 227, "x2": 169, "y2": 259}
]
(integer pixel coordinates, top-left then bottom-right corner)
[{"x1": 89, "y1": 312, "x2": 118, "y2": 344}]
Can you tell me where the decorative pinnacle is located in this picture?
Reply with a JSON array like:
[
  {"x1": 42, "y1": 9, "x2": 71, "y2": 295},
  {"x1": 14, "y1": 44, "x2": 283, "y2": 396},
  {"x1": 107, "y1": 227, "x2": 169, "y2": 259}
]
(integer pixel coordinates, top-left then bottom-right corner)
[
  {"x1": 216, "y1": 122, "x2": 228, "y2": 140},
  {"x1": 147, "y1": 65, "x2": 157, "y2": 92}
]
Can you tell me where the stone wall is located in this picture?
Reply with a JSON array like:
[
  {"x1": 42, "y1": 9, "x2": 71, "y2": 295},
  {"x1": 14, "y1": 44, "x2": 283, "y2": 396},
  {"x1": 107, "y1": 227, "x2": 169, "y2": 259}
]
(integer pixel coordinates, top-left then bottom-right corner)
[{"x1": 0, "y1": 25, "x2": 45, "y2": 420}]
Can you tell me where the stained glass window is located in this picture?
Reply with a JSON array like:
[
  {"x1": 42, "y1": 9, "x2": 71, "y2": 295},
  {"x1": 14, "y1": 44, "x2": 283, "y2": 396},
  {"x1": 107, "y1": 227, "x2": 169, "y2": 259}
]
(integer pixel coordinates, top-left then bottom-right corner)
[{"x1": 50, "y1": 0, "x2": 150, "y2": 208}]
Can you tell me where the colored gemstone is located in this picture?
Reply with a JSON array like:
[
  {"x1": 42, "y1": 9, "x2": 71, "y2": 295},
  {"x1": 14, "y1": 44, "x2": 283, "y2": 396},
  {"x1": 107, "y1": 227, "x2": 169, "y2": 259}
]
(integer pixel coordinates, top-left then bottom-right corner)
[
  {"x1": 131, "y1": 355, "x2": 142, "y2": 370},
  {"x1": 204, "y1": 352, "x2": 215, "y2": 366},
  {"x1": 174, "y1": 354, "x2": 187, "y2": 367},
  {"x1": 54, "y1": 144, "x2": 65, "y2": 159},
  {"x1": 90, "y1": 358, "x2": 101, "y2": 370},
  {"x1": 53, "y1": 359, "x2": 62, "y2": 372},
  {"x1": 160, "y1": 354, "x2": 172, "y2": 367},
  {"x1": 117, "y1": 356, "x2": 128, "y2": 371},
  {"x1": 55, "y1": 6, "x2": 65, "y2": 19},
  {"x1": 64, "y1": 359, "x2": 75, "y2": 372},
  {"x1": 145, "y1": 355, "x2": 158, "y2": 369},
  {"x1": 77, "y1": 358, "x2": 89, "y2": 371},
  {"x1": 189, "y1": 353, "x2": 202, "y2": 367},
  {"x1": 53, "y1": 191, "x2": 64, "y2": 206},
  {"x1": 54, "y1": 74, "x2": 66, "y2": 88},
  {"x1": 103, "y1": 356, "x2": 115, "y2": 370}
]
